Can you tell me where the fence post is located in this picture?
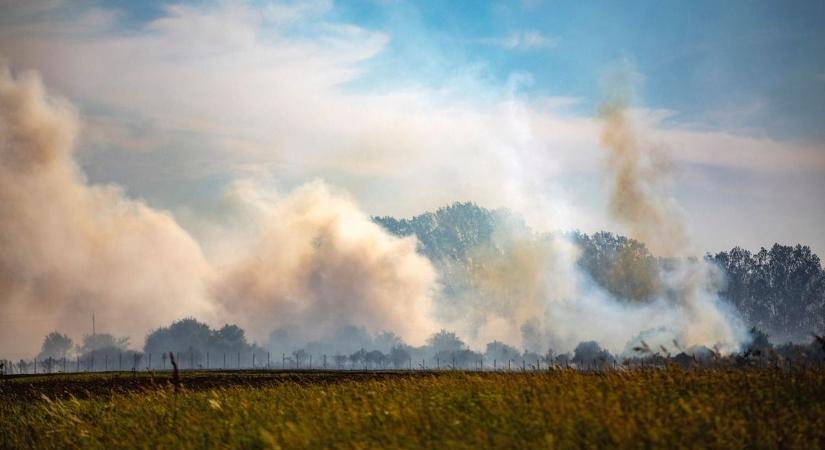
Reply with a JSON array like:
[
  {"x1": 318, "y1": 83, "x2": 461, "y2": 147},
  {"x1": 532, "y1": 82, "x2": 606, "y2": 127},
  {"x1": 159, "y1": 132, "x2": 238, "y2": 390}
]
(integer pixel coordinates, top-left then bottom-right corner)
[
  {"x1": 34, "y1": 357, "x2": 37, "y2": 374},
  {"x1": 105, "y1": 355, "x2": 108, "y2": 371},
  {"x1": 309, "y1": 355, "x2": 312, "y2": 370},
  {"x1": 223, "y1": 353, "x2": 226, "y2": 369},
  {"x1": 252, "y1": 353, "x2": 256, "y2": 369},
  {"x1": 282, "y1": 353, "x2": 285, "y2": 370},
  {"x1": 77, "y1": 356, "x2": 80, "y2": 372},
  {"x1": 267, "y1": 352, "x2": 270, "y2": 369},
  {"x1": 206, "y1": 352, "x2": 209, "y2": 370},
  {"x1": 119, "y1": 353, "x2": 122, "y2": 371}
]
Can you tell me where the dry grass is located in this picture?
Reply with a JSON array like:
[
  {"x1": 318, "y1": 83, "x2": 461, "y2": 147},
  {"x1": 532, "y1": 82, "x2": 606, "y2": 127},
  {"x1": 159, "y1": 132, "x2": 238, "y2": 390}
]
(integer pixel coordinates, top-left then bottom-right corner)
[{"x1": 1, "y1": 368, "x2": 823, "y2": 449}]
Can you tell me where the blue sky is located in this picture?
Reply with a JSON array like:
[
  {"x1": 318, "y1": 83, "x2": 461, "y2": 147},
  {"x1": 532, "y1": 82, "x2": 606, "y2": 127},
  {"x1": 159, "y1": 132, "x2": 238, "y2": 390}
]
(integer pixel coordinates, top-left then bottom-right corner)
[
  {"x1": 54, "y1": 0, "x2": 825, "y2": 140},
  {"x1": 0, "y1": 0, "x2": 823, "y2": 254},
  {"x1": 339, "y1": 0, "x2": 825, "y2": 138}
]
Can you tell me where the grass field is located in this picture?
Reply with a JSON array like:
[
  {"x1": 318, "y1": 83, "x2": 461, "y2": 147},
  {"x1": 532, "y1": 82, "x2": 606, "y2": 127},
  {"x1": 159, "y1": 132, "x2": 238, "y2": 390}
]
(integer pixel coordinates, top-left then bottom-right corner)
[{"x1": 2, "y1": 368, "x2": 824, "y2": 449}]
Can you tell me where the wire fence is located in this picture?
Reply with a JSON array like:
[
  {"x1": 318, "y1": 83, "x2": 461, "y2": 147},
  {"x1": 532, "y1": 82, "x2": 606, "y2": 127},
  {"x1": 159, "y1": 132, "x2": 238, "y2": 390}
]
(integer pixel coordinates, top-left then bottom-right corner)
[{"x1": 0, "y1": 353, "x2": 604, "y2": 375}]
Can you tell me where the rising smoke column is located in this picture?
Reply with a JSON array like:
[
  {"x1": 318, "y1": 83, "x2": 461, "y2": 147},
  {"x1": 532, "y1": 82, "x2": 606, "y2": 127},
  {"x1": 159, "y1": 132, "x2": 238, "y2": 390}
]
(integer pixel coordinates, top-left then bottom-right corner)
[
  {"x1": 0, "y1": 63, "x2": 216, "y2": 357},
  {"x1": 597, "y1": 80, "x2": 745, "y2": 352},
  {"x1": 212, "y1": 180, "x2": 439, "y2": 346},
  {"x1": 440, "y1": 73, "x2": 747, "y2": 355}
]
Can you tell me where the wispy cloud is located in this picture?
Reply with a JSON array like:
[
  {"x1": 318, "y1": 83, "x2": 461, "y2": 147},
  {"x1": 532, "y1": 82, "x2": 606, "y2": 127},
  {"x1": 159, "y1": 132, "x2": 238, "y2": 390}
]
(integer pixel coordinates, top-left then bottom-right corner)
[{"x1": 479, "y1": 30, "x2": 559, "y2": 51}]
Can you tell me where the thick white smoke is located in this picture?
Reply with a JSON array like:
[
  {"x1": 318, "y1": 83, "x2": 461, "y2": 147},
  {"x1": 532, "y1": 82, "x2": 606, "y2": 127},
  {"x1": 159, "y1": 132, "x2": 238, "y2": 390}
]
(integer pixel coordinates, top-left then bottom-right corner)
[{"x1": 438, "y1": 71, "x2": 747, "y2": 355}]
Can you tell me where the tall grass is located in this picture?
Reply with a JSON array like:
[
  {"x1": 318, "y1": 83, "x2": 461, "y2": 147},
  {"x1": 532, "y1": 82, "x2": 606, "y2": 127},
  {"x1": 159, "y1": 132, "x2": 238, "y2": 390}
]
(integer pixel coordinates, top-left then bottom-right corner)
[{"x1": 1, "y1": 368, "x2": 823, "y2": 449}]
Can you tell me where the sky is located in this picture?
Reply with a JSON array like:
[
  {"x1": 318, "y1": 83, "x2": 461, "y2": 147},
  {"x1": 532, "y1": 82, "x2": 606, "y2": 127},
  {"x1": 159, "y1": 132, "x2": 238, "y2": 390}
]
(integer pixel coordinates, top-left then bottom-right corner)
[{"x1": 1, "y1": 0, "x2": 824, "y2": 255}]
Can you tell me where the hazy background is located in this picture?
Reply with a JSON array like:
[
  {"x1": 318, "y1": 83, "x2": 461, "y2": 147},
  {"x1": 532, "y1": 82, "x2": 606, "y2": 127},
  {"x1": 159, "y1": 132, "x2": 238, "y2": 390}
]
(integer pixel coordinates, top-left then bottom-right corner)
[{"x1": 1, "y1": 0, "x2": 823, "y2": 358}]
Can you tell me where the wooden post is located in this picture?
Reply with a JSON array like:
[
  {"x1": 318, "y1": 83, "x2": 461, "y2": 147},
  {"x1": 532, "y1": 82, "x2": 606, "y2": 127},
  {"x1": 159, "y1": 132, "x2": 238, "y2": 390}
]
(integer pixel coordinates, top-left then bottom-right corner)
[
  {"x1": 252, "y1": 353, "x2": 256, "y2": 369},
  {"x1": 282, "y1": 353, "x2": 285, "y2": 369},
  {"x1": 267, "y1": 352, "x2": 270, "y2": 369}
]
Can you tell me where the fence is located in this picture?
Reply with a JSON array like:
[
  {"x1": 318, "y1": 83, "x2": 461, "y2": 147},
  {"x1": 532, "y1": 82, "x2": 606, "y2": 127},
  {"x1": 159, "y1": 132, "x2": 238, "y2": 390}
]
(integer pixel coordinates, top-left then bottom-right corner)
[{"x1": 0, "y1": 353, "x2": 595, "y2": 375}]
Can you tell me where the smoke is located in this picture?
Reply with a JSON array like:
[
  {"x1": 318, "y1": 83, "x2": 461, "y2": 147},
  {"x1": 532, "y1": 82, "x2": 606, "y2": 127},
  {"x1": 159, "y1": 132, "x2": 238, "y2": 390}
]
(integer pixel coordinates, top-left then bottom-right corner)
[
  {"x1": 0, "y1": 63, "x2": 215, "y2": 357},
  {"x1": 0, "y1": 62, "x2": 439, "y2": 357},
  {"x1": 435, "y1": 67, "x2": 747, "y2": 355},
  {"x1": 212, "y1": 180, "x2": 438, "y2": 346},
  {"x1": 588, "y1": 70, "x2": 745, "y2": 353},
  {"x1": 0, "y1": 58, "x2": 746, "y2": 359},
  {"x1": 599, "y1": 83, "x2": 688, "y2": 257}
]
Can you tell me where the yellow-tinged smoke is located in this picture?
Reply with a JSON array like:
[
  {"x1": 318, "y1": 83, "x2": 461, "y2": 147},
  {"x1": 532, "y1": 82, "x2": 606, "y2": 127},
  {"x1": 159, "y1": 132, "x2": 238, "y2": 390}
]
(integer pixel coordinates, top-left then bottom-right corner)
[
  {"x1": 600, "y1": 95, "x2": 689, "y2": 257},
  {"x1": 0, "y1": 63, "x2": 439, "y2": 356},
  {"x1": 0, "y1": 64, "x2": 215, "y2": 357},
  {"x1": 597, "y1": 79, "x2": 743, "y2": 352},
  {"x1": 212, "y1": 180, "x2": 438, "y2": 346}
]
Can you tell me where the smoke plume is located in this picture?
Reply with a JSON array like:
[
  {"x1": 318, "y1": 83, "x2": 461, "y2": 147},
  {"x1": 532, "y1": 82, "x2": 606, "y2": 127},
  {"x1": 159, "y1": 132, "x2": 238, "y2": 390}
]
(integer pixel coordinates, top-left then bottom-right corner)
[
  {"x1": 0, "y1": 64, "x2": 215, "y2": 357},
  {"x1": 595, "y1": 78, "x2": 745, "y2": 352},
  {"x1": 0, "y1": 63, "x2": 439, "y2": 356},
  {"x1": 435, "y1": 72, "x2": 747, "y2": 355},
  {"x1": 212, "y1": 180, "x2": 438, "y2": 346}
]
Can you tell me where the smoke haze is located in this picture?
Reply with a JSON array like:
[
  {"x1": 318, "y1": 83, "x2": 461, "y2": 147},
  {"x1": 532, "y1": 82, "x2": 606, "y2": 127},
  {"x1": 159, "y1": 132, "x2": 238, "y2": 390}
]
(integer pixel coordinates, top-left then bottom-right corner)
[{"x1": 0, "y1": 58, "x2": 746, "y2": 359}]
